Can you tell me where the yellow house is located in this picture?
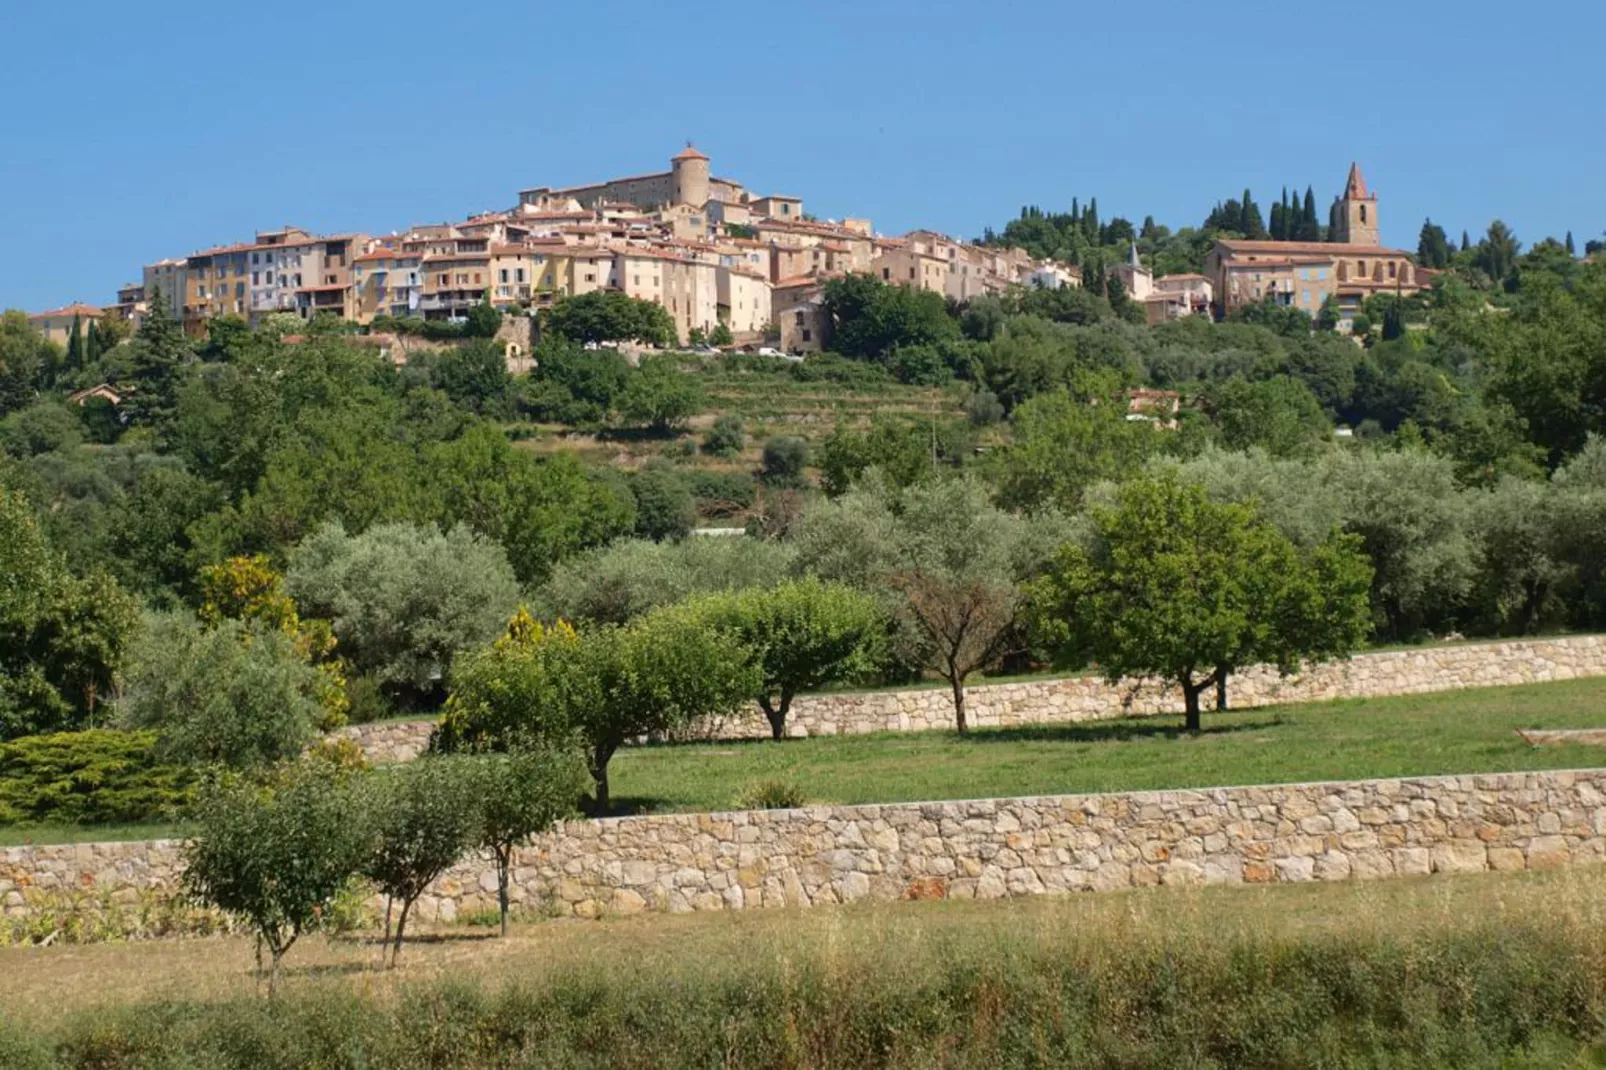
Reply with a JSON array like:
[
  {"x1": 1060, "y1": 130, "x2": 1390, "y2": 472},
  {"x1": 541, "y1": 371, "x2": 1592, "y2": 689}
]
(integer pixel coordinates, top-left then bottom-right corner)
[{"x1": 28, "y1": 303, "x2": 104, "y2": 345}]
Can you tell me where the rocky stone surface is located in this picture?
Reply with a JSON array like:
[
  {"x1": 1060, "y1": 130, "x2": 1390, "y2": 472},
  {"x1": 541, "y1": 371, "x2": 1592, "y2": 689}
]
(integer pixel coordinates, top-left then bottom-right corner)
[
  {"x1": 334, "y1": 635, "x2": 1606, "y2": 760},
  {"x1": 8, "y1": 770, "x2": 1606, "y2": 930},
  {"x1": 1519, "y1": 729, "x2": 1606, "y2": 747}
]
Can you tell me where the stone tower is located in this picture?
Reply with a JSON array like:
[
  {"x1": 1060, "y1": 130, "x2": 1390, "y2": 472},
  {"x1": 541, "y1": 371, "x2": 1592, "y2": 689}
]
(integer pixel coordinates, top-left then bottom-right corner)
[
  {"x1": 670, "y1": 144, "x2": 711, "y2": 208},
  {"x1": 1332, "y1": 162, "x2": 1380, "y2": 246}
]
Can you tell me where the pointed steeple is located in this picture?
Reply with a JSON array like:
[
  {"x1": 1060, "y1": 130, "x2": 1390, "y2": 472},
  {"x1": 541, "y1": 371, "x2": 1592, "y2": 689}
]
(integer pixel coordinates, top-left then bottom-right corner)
[
  {"x1": 1344, "y1": 162, "x2": 1369, "y2": 200},
  {"x1": 1129, "y1": 240, "x2": 1142, "y2": 269}
]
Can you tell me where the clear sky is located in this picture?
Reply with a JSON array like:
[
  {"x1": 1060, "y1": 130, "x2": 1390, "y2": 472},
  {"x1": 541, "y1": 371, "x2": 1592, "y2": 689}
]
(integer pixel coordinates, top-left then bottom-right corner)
[{"x1": 3, "y1": 0, "x2": 1601, "y2": 313}]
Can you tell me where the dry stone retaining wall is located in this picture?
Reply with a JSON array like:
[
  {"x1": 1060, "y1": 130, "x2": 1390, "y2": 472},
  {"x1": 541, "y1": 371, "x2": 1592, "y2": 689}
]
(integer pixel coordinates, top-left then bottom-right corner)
[
  {"x1": 7, "y1": 770, "x2": 1606, "y2": 929},
  {"x1": 334, "y1": 635, "x2": 1606, "y2": 760}
]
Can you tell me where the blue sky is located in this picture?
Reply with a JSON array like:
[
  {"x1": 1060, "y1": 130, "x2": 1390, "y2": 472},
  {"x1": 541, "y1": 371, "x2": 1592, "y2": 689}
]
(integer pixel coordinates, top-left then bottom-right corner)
[{"x1": 2, "y1": 0, "x2": 1601, "y2": 313}]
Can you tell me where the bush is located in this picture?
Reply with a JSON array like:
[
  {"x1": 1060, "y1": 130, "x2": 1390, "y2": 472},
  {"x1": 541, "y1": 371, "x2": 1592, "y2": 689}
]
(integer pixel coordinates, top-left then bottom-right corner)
[
  {"x1": 760, "y1": 436, "x2": 809, "y2": 488},
  {"x1": 342, "y1": 672, "x2": 393, "y2": 725},
  {"x1": 788, "y1": 353, "x2": 893, "y2": 389},
  {"x1": 0, "y1": 730, "x2": 192, "y2": 825},
  {"x1": 702, "y1": 414, "x2": 745, "y2": 458},
  {"x1": 538, "y1": 536, "x2": 796, "y2": 625},
  {"x1": 686, "y1": 469, "x2": 757, "y2": 517},
  {"x1": 734, "y1": 777, "x2": 807, "y2": 810}
]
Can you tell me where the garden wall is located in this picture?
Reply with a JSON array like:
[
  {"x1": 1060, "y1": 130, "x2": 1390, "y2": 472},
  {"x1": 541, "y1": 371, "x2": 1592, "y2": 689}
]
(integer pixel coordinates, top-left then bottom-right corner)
[
  {"x1": 333, "y1": 635, "x2": 1606, "y2": 760},
  {"x1": 7, "y1": 769, "x2": 1606, "y2": 929}
]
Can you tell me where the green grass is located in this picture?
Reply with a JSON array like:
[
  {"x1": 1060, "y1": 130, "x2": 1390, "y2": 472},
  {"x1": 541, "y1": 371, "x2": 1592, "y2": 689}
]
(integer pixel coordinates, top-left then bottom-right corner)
[
  {"x1": 604, "y1": 676, "x2": 1606, "y2": 815},
  {"x1": 0, "y1": 822, "x2": 184, "y2": 847}
]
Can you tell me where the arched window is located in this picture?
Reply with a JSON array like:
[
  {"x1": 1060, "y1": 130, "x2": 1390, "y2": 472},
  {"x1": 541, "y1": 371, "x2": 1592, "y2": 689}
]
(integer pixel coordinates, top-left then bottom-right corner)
[{"x1": 1360, "y1": 204, "x2": 1368, "y2": 224}]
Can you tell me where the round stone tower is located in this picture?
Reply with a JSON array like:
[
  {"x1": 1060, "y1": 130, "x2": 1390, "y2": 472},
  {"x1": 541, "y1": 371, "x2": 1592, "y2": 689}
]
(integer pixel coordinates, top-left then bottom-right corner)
[{"x1": 671, "y1": 144, "x2": 710, "y2": 208}]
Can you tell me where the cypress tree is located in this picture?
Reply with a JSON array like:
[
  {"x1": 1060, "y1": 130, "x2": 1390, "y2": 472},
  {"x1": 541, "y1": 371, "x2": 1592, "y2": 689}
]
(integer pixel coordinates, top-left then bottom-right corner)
[
  {"x1": 1299, "y1": 187, "x2": 1321, "y2": 241},
  {"x1": 1565, "y1": 231, "x2": 1576, "y2": 256},
  {"x1": 1461, "y1": 230, "x2": 1471, "y2": 252},
  {"x1": 65, "y1": 314, "x2": 84, "y2": 370},
  {"x1": 1086, "y1": 197, "x2": 1100, "y2": 243}
]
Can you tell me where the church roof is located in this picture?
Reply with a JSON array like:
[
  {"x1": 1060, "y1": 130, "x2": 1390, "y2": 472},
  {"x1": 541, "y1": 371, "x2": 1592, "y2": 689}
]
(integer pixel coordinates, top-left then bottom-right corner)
[
  {"x1": 673, "y1": 145, "x2": 710, "y2": 161},
  {"x1": 1214, "y1": 238, "x2": 1411, "y2": 258},
  {"x1": 1344, "y1": 162, "x2": 1371, "y2": 200}
]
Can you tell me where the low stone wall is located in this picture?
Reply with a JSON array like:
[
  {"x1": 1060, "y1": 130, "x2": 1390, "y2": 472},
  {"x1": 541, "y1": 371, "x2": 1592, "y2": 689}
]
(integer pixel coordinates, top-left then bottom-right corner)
[
  {"x1": 333, "y1": 635, "x2": 1606, "y2": 760},
  {"x1": 7, "y1": 770, "x2": 1606, "y2": 928}
]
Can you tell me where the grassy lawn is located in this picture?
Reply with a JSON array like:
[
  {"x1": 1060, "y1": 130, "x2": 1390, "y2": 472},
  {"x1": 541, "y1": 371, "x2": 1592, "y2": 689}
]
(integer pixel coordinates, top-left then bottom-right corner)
[
  {"x1": 4, "y1": 867, "x2": 1606, "y2": 1066},
  {"x1": 604, "y1": 675, "x2": 1606, "y2": 814}
]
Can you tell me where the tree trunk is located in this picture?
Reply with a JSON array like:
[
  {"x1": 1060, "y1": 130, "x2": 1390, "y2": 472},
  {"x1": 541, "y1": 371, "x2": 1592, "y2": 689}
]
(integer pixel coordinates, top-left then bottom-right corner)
[
  {"x1": 590, "y1": 742, "x2": 616, "y2": 815},
  {"x1": 1215, "y1": 666, "x2": 1229, "y2": 712},
  {"x1": 268, "y1": 947, "x2": 283, "y2": 998},
  {"x1": 760, "y1": 695, "x2": 786, "y2": 741},
  {"x1": 497, "y1": 847, "x2": 512, "y2": 939},
  {"x1": 1182, "y1": 678, "x2": 1203, "y2": 734},
  {"x1": 949, "y1": 674, "x2": 968, "y2": 734},
  {"x1": 390, "y1": 897, "x2": 413, "y2": 969}
]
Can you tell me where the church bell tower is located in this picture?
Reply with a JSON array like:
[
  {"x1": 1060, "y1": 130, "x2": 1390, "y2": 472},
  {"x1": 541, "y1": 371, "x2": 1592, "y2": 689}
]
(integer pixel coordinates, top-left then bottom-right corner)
[{"x1": 1332, "y1": 162, "x2": 1380, "y2": 246}]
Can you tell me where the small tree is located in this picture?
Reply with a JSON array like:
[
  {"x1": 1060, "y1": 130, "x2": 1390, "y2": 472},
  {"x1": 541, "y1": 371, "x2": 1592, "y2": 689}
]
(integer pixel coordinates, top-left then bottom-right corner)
[
  {"x1": 1030, "y1": 474, "x2": 1372, "y2": 731},
  {"x1": 689, "y1": 578, "x2": 882, "y2": 740},
  {"x1": 183, "y1": 762, "x2": 370, "y2": 995},
  {"x1": 471, "y1": 745, "x2": 587, "y2": 936},
  {"x1": 617, "y1": 354, "x2": 706, "y2": 432},
  {"x1": 364, "y1": 756, "x2": 482, "y2": 966},
  {"x1": 564, "y1": 610, "x2": 758, "y2": 811},
  {"x1": 709, "y1": 322, "x2": 734, "y2": 347}
]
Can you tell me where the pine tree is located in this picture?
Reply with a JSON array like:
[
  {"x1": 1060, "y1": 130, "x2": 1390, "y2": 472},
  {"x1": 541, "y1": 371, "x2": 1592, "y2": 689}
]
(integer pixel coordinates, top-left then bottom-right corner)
[
  {"x1": 127, "y1": 285, "x2": 190, "y2": 430},
  {"x1": 1238, "y1": 189, "x2": 1266, "y2": 240},
  {"x1": 65, "y1": 314, "x2": 84, "y2": 371},
  {"x1": 1140, "y1": 215, "x2": 1157, "y2": 239},
  {"x1": 1565, "y1": 231, "x2": 1576, "y2": 256},
  {"x1": 1106, "y1": 272, "x2": 1131, "y2": 318}
]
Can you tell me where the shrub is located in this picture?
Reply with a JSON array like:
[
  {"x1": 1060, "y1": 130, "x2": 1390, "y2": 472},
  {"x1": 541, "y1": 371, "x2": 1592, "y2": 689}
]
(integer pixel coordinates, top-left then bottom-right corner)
[
  {"x1": 0, "y1": 730, "x2": 192, "y2": 826},
  {"x1": 687, "y1": 469, "x2": 757, "y2": 517},
  {"x1": 702, "y1": 414, "x2": 746, "y2": 457},
  {"x1": 734, "y1": 777, "x2": 807, "y2": 810},
  {"x1": 760, "y1": 436, "x2": 809, "y2": 488}
]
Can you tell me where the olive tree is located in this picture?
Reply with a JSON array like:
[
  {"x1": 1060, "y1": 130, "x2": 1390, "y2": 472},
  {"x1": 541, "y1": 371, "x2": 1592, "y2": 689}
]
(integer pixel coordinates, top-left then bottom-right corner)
[
  {"x1": 539, "y1": 536, "x2": 795, "y2": 625},
  {"x1": 688, "y1": 578, "x2": 882, "y2": 740},
  {"x1": 182, "y1": 762, "x2": 370, "y2": 995},
  {"x1": 363, "y1": 756, "x2": 482, "y2": 966},
  {"x1": 120, "y1": 612, "x2": 327, "y2": 768},
  {"x1": 1030, "y1": 474, "x2": 1373, "y2": 731},
  {"x1": 286, "y1": 522, "x2": 521, "y2": 708}
]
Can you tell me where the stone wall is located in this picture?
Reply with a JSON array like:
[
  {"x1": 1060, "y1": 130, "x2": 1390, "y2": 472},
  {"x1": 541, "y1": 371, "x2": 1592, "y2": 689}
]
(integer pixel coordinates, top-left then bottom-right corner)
[
  {"x1": 7, "y1": 770, "x2": 1606, "y2": 928},
  {"x1": 333, "y1": 635, "x2": 1606, "y2": 760}
]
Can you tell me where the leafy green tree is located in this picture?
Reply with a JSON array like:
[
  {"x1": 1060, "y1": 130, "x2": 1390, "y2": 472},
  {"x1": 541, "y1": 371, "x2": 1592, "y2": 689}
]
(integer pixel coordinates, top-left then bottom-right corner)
[
  {"x1": 0, "y1": 482, "x2": 140, "y2": 739},
  {"x1": 0, "y1": 400, "x2": 83, "y2": 458},
  {"x1": 1209, "y1": 375, "x2": 1331, "y2": 457},
  {"x1": 688, "y1": 578, "x2": 882, "y2": 739},
  {"x1": 0, "y1": 311, "x2": 52, "y2": 416},
  {"x1": 538, "y1": 535, "x2": 795, "y2": 625},
  {"x1": 1418, "y1": 220, "x2": 1452, "y2": 269},
  {"x1": 628, "y1": 467, "x2": 695, "y2": 541},
  {"x1": 464, "y1": 297, "x2": 503, "y2": 339},
  {"x1": 988, "y1": 382, "x2": 1160, "y2": 512},
  {"x1": 1031, "y1": 475, "x2": 1372, "y2": 730},
  {"x1": 709, "y1": 322, "x2": 734, "y2": 346},
  {"x1": 286, "y1": 522, "x2": 521, "y2": 707},
  {"x1": 63, "y1": 315, "x2": 84, "y2": 373},
  {"x1": 702, "y1": 414, "x2": 745, "y2": 457},
  {"x1": 821, "y1": 274, "x2": 960, "y2": 360},
  {"x1": 119, "y1": 612, "x2": 328, "y2": 767},
  {"x1": 469, "y1": 745, "x2": 587, "y2": 936},
  {"x1": 526, "y1": 339, "x2": 631, "y2": 424},
  {"x1": 544, "y1": 291, "x2": 674, "y2": 346},
  {"x1": 1474, "y1": 220, "x2": 1521, "y2": 283},
  {"x1": 363, "y1": 757, "x2": 481, "y2": 965},
  {"x1": 760, "y1": 435, "x2": 809, "y2": 488},
  {"x1": 432, "y1": 339, "x2": 512, "y2": 416},
  {"x1": 617, "y1": 353, "x2": 705, "y2": 431},
  {"x1": 183, "y1": 761, "x2": 371, "y2": 995}
]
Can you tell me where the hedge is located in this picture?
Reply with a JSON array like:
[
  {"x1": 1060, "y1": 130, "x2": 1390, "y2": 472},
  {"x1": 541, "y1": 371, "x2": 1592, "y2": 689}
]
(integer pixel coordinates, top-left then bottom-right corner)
[{"x1": 0, "y1": 730, "x2": 194, "y2": 826}]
